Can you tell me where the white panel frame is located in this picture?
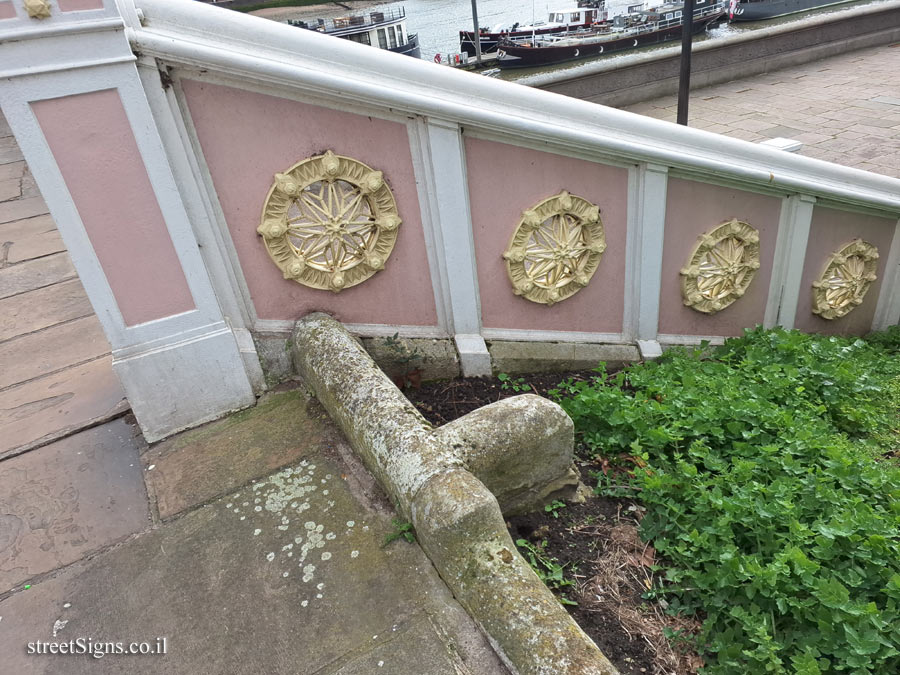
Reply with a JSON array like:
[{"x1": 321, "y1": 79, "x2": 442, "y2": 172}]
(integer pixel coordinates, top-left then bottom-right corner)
[
  {"x1": 764, "y1": 194, "x2": 815, "y2": 329},
  {"x1": 632, "y1": 163, "x2": 669, "y2": 343},
  {"x1": 135, "y1": 58, "x2": 266, "y2": 392},
  {"x1": 871, "y1": 219, "x2": 900, "y2": 331},
  {"x1": 0, "y1": 12, "x2": 255, "y2": 440},
  {"x1": 167, "y1": 67, "x2": 450, "y2": 341}
]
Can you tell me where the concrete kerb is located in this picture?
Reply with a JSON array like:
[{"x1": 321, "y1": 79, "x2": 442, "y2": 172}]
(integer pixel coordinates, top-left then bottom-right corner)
[{"x1": 292, "y1": 313, "x2": 618, "y2": 675}]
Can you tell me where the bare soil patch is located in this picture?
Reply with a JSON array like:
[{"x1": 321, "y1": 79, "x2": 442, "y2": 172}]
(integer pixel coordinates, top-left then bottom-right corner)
[{"x1": 406, "y1": 373, "x2": 703, "y2": 675}]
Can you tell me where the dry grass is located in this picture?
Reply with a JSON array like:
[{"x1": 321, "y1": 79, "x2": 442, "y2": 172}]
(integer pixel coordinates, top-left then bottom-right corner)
[{"x1": 573, "y1": 517, "x2": 704, "y2": 675}]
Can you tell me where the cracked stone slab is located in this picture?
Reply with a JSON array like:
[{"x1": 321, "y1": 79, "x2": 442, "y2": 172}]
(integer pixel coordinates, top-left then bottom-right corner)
[
  {"x1": 1, "y1": 214, "x2": 66, "y2": 265},
  {"x1": 0, "y1": 195, "x2": 47, "y2": 225},
  {"x1": 0, "y1": 279, "x2": 93, "y2": 342},
  {"x1": 0, "y1": 316, "x2": 111, "y2": 391},
  {"x1": 0, "y1": 453, "x2": 508, "y2": 675},
  {"x1": 0, "y1": 252, "x2": 77, "y2": 300},
  {"x1": 0, "y1": 136, "x2": 25, "y2": 166},
  {"x1": 0, "y1": 356, "x2": 127, "y2": 458},
  {"x1": 144, "y1": 390, "x2": 339, "y2": 520},
  {"x1": 0, "y1": 419, "x2": 150, "y2": 593}
]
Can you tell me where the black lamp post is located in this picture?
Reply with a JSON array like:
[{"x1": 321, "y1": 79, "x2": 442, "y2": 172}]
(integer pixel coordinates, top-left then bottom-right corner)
[
  {"x1": 471, "y1": 0, "x2": 483, "y2": 64},
  {"x1": 677, "y1": 0, "x2": 695, "y2": 126}
]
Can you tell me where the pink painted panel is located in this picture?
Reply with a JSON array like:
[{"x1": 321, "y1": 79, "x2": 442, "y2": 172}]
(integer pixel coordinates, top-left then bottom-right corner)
[
  {"x1": 658, "y1": 179, "x2": 782, "y2": 337},
  {"x1": 466, "y1": 138, "x2": 628, "y2": 333},
  {"x1": 58, "y1": 0, "x2": 104, "y2": 11},
  {"x1": 793, "y1": 207, "x2": 896, "y2": 336},
  {"x1": 32, "y1": 89, "x2": 195, "y2": 326},
  {"x1": 181, "y1": 79, "x2": 437, "y2": 326},
  {"x1": 0, "y1": 2, "x2": 16, "y2": 20}
]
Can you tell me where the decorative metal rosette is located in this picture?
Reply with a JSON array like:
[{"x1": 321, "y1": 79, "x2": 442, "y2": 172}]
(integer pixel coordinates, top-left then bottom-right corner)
[
  {"x1": 502, "y1": 191, "x2": 605, "y2": 306},
  {"x1": 257, "y1": 151, "x2": 400, "y2": 293},
  {"x1": 680, "y1": 219, "x2": 761, "y2": 314},
  {"x1": 811, "y1": 239, "x2": 878, "y2": 319},
  {"x1": 24, "y1": 0, "x2": 52, "y2": 19}
]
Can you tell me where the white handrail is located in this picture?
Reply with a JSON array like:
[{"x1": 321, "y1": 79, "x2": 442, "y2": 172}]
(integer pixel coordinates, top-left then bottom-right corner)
[{"x1": 130, "y1": 0, "x2": 900, "y2": 213}]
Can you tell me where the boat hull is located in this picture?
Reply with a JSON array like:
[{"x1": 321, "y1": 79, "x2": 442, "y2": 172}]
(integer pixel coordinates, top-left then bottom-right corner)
[
  {"x1": 731, "y1": 0, "x2": 857, "y2": 21},
  {"x1": 460, "y1": 26, "x2": 584, "y2": 57},
  {"x1": 389, "y1": 33, "x2": 421, "y2": 58},
  {"x1": 497, "y1": 13, "x2": 724, "y2": 69}
]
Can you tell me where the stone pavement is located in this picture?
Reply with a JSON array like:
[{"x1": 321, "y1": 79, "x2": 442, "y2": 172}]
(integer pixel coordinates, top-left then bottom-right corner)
[
  {"x1": 621, "y1": 42, "x2": 900, "y2": 179},
  {"x1": 0, "y1": 113, "x2": 128, "y2": 461},
  {"x1": 0, "y1": 388, "x2": 509, "y2": 675}
]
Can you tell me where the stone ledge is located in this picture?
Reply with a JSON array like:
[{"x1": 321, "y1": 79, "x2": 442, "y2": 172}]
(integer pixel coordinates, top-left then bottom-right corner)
[{"x1": 488, "y1": 340, "x2": 639, "y2": 374}]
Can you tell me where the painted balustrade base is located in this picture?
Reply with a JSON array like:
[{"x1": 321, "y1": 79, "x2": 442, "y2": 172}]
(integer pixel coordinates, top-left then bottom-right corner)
[
  {"x1": 252, "y1": 328, "x2": 648, "y2": 387},
  {"x1": 636, "y1": 339, "x2": 663, "y2": 360},
  {"x1": 112, "y1": 324, "x2": 256, "y2": 442},
  {"x1": 454, "y1": 334, "x2": 493, "y2": 377}
]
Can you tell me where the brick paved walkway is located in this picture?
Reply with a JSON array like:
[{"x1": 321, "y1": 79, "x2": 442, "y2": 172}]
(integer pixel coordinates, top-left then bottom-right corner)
[{"x1": 621, "y1": 42, "x2": 900, "y2": 179}]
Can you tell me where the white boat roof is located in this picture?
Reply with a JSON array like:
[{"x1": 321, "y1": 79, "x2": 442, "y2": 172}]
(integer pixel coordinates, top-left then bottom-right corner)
[{"x1": 549, "y1": 6, "x2": 603, "y2": 11}]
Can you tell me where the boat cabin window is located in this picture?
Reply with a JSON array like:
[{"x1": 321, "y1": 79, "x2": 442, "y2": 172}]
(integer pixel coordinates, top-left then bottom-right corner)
[
  {"x1": 552, "y1": 13, "x2": 565, "y2": 21},
  {"x1": 347, "y1": 32, "x2": 371, "y2": 45},
  {"x1": 665, "y1": 12, "x2": 673, "y2": 19},
  {"x1": 675, "y1": 11, "x2": 682, "y2": 17},
  {"x1": 396, "y1": 24, "x2": 404, "y2": 45},
  {"x1": 570, "y1": 12, "x2": 581, "y2": 21},
  {"x1": 377, "y1": 28, "x2": 387, "y2": 49},
  {"x1": 388, "y1": 26, "x2": 398, "y2": 48}
]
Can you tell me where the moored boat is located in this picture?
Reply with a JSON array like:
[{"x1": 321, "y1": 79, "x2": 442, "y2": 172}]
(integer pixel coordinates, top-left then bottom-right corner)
[
  {"x1": 287, "y1": 7, "x2": 420, "y2": 58},
  {"x1": 497, "y1": 0, "x2": 726, "y2": 69},
  {"x1": 459, "y1": 1, "x2": 607, "y2": 57},
  {"x1": 730, "y1": 0, "x2": 859, "y2": 21}
]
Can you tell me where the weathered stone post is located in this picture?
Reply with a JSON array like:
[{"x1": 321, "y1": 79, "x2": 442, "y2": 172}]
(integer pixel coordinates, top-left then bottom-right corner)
[{"x1": 293, "y1": 313, "x2": 618, "y2": 675}]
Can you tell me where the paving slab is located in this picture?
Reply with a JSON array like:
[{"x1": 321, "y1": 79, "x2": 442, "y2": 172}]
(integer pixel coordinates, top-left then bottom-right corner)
[
  {"x1": 1, "y1": 214, "x2": 66, "y2": 265},
  {"x1": 0, "y1": 356, "x2": 127, "y2": 459},
  {"x1": 0, "y1": 135, "x2": 24, "y2": 165},
  {"x1": 144, "y1": 389, "x2": 340, "y2": 520},
  {"x1": 0, "y1": 279, "x2": 94, "y2": 342},
  {"x1": 0, "y1": 317, "x2": 111, "y2": 391},
  {"x1": 0, "y1": 160, "x2": 25, "y2": 183},
  {"x1": 0, "y1": 419, "x2": 150, "y2": 593},
  {"x1": 0, "y1": 195, "x2": 47, "y2": 225},
  {"x1": 0, "y1": 252, "x2": 77, "y2": 300},
  {"x1": 21, "y1": 164, "x2": 39, "y2": 199},
  {"x1": 0, "y1": 178, "x2": 19, "y2": 202},
  {"x1": 621, "y1": 43, "x2": 900, "y2": 179},
  {"x1": 0, "y1": 451, "x2": 507, "y2": 675}
]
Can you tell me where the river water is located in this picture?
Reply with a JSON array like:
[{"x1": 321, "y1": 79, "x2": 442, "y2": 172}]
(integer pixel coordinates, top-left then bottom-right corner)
[{"x1": 261, "y1": 0, "x2": 886, "y2": 78}]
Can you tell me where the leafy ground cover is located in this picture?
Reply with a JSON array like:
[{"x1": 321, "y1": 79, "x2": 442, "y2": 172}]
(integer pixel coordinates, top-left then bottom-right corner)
[
  {"x1": 557, "y1": 328, "x2": 900, "y2": 674},
  {"x1": 408, "y1": 327, "x2": 900, "y2": 674}
]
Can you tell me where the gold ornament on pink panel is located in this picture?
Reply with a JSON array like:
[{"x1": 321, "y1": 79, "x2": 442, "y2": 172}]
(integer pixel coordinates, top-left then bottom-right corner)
[
  {"x1": 680, "y1": 219, "x2": 761, "y2": 314},
  {"x1": 811, "y1": 239, "x2": 878, "y2": 320},
  {"x1": 24, "y1": 0, "x2": 52, "y2": 19},
  {"x1": 257, "y1": 151, "x2": 400, "y2": 293},
  {"x1": 502, "y1": 191, "x2": 605, "y2": 306}
]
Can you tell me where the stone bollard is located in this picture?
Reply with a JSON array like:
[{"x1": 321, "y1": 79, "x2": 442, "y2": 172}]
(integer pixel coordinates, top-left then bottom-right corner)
[{"x1": 293, "y1": 313, "x2": 618, "y2": 675}]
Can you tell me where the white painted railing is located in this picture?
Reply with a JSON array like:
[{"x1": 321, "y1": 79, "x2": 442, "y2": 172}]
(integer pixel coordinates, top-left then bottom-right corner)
[{"x1": 129, "y1": 0, "x2": 900, "y2": 210}]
